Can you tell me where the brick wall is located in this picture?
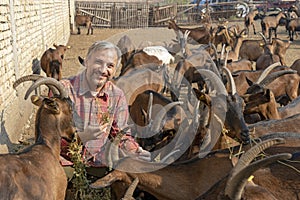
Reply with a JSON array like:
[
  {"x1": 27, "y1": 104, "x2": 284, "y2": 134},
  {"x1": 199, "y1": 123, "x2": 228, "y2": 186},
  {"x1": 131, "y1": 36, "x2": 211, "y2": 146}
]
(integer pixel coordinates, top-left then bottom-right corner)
[{"x1": 0, "y1": 0, "x2": 73, "y2": 153}]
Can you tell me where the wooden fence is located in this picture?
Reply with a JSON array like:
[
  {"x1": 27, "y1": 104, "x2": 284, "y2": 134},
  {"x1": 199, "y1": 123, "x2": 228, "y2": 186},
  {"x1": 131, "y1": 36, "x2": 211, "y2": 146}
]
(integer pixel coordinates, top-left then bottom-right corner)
[{"x1": 75, "y1": 1, "x2": 240, "y2": 29}]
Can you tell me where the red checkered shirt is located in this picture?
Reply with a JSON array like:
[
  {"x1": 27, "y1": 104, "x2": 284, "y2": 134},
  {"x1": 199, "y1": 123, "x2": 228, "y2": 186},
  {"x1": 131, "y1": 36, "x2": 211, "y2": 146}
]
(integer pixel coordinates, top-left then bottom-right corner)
[{"x1": 60, "y1": 70, "x2": 139, "y2": 167}]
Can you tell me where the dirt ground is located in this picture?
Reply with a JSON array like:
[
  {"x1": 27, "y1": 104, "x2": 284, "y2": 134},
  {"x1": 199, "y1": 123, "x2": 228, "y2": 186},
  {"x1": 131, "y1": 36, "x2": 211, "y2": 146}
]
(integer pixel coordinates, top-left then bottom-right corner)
[{"x1": 62, "y1": 20, "x2": 300, "y2": 79}]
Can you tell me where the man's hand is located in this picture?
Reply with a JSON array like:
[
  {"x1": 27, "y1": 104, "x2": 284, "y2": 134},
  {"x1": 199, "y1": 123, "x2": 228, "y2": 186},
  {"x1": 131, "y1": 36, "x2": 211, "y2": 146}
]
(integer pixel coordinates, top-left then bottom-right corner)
[
  {"x1": 77, "y1": 123, "x2": 109, "y2": 144},
  {"x1": 136, "y1": 147, "x2": 151, "y2": 162}
]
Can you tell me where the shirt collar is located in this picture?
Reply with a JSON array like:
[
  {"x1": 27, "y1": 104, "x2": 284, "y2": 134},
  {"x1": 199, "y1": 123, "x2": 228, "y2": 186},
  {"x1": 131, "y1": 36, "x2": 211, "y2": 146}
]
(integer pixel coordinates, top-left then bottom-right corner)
[{"x1": 78, "y1": 70, "x2": 110, "y2": 98}]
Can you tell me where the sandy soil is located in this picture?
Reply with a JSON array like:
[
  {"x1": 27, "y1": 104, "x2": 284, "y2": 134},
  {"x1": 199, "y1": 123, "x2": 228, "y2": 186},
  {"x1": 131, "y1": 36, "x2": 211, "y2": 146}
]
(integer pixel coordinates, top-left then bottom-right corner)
[{"x1": 62, "y1": 20, "x2": 300, "y2": 79}]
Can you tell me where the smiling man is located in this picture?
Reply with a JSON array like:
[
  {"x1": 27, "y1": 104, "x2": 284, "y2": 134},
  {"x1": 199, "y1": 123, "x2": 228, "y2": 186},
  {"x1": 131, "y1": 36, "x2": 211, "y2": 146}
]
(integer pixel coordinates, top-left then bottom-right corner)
[{"x1": 59, "y1": 41, "x2": 150, "y2": 177}]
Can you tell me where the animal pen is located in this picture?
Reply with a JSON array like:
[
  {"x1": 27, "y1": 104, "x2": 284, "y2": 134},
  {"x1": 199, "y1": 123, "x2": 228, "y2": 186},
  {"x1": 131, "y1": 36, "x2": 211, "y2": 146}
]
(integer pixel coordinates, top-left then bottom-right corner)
[{"x1": 75, "y1": 1, "x2": 240, "y2": 29}]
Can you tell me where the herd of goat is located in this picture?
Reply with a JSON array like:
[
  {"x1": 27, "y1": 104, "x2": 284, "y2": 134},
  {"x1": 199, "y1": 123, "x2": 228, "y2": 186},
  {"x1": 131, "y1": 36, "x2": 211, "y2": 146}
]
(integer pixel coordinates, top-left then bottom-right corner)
[{"x1": 1, "y1": 3, "x2": 300, "y2": 200}]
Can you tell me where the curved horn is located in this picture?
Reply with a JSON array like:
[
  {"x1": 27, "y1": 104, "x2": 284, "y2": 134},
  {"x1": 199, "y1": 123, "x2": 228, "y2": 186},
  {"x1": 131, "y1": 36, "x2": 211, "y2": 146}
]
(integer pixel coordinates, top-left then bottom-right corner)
[
  {"x1": 197, "y1": 69, "x2": 228, "y2": 96},
  {"x1": 223, "y1": 66, "x2": 237, "y2": 95},
  {"x1": 259, "y1": 70, "x2": 296, "y2": 87},
  {"x1": 256, "y1": 62, "x2": 281, "y2": 84},
  {"x1": 14, "y1": 75, "x2": 60, "y2": 97},
  {"x1": 258, "y1": 32, "x2": 267, "y2": 44},
  {"x1": 13, "y1": 74, "x2": 45, "y2": 89},
  {"x1": 225, "y1": 137, "x2": 285, "y2": 198},
  {"x1": 147, "y1": 92, "x2": 153, "y2": 123},
  {"x1": 226, "y1": 153, "x2": 291, "y2": 200},
  {"x1": 123, "y1": 177, "x2": 139, "y2": 200},
  {"x1": 220, "y1": 44, "x2": 226, "y2": 60},
  {"x1": 150, "y1": 101, "x2": 183, "y2": 133},
  {"x1": 106, "y1": 126, "x2": 132, "y2": 170},
  {"x1": 24, "y1": 77, "x2": 68, "y2": 100}
]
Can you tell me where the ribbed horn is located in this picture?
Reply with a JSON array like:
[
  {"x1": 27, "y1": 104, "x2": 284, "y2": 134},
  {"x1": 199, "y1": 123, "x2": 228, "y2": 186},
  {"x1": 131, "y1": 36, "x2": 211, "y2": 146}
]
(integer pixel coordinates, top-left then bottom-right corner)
[
  {"x1": 223, "y1": 66, "x2": 237, "y2": 95},
  {"x1": 226, "y1": 153, "x2": 291, "y2": 200},
  {"x1": 197, "y1": 69, "x2": 227, "y2": 96},
  {"x1": 225, "y1": 137, "x2": 285, "y2": 198},
  {"x1": 14, "y1": 75, "x2": 60, "y2": 97},
  {"x1": 259, "y1": 70, "x2": 296, "y2": 87},
  {"x1": 24, "y1": 77, "x2": 68, "y2": 100},
  {"x1": 123, "y1": 177, "x2": 139, "y2": 200},
  {"x1": 256, "y1": 62, "x2": 281, "y2": 84},
  {"x1": 13, "y1": 74, "x2": 44, "y2": 89}
]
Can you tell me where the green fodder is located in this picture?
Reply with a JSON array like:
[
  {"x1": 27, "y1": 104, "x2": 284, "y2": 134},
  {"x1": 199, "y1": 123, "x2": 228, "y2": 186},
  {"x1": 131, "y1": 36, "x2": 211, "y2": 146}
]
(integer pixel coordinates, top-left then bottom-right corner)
[{"x1": 68, "y1": 135, "x2": 111, "y2": 200}]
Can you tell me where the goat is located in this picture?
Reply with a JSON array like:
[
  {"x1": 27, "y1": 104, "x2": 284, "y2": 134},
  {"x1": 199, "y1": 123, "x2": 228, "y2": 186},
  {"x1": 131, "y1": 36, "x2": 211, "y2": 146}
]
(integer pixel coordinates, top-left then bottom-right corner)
[
  {"x1": 75, "y1": 13, "x2": 93, "y2": 35},
  {"x1": 244, "y1": 9, "x2": 259, "y2": 35},
  {"x1": 167, "y1": 19, "x2": 211, "y2": 44},
  {"x1": 1, "y1": 75, "x2": 76, "y2": 200},
  {"x1": 287, "y1": 17, "x2": 300, "y2": 41},
  {"x1": 290, "y1": 58, "x2": 300, "y2": 75},
  {"x1": 226, "y1": 59, "x2": 253, "y2": 73},
  {"x1": 40, "y1": 44, "x2": 69, "y2": 80},
  {"x1": 114, "y1": 68, "x2": 166, "y2": 105},
  {"x1": 241, "y1": 68, "x2": 296, "y2": 121},
  {"x1": 239, "y1": 32, "x2": 290, "y2": 66},
  {"x1": 210, "y1": 22, "x2": 235, "y2": 50},
  {"x1": 222, "y1": 28, "x2": 247, "y2": 62},
  {"x1": 288, "y1": 3, "x2": 300, "y2": 17},
  {"x1": 119, "y1": 46, "x2": 174, "y2": 77},
  {"x1": 91, "y1": 137, "x2": 298, "y2": 200},
  {"x1": 255, "y1": 41, "x2": 281, "y2": 70},
  {"x1": 199, "y1": 136, "x2": 298, "y2": 200},
  {"x1": 129, "y1": 90, "x2": 186, "y2": 151},
  {"x1": 239, "y1": 36, "x2": 266, "y2": 62},
  {"x1": 261, "y1": 11, "x2": 286, "y2": 39},
  {"x1": 116, "y1": 35, "x2": 136, "y2": 68},
  {"x1": 232, "y1": 63, "x2": 300, "y2": 105}
]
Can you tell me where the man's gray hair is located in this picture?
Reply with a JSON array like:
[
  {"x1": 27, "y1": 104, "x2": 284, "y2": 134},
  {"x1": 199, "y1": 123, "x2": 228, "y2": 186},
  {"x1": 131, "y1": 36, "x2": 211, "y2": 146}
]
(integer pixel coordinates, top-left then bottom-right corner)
[{"x1": 86, "y1": 41, "x2": 122, "y2": 68}]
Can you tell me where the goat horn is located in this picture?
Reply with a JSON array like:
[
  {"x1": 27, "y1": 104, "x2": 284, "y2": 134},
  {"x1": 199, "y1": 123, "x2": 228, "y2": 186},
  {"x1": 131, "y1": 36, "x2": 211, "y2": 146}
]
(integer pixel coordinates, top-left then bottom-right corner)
[
  {"x1": 258, "y1": 32, "x2": 267, "y2": 44},
  {"x1": 123, "y1": 177, "x2": 139, "y2": 200},
  {"x1": 13, "y1": 74, "x2": 44, "y2": 89},
  {"x1": 220, "y1": 44, "x2": 226, "y2": 60},
  {"x1": 256, "y1": 62, "x2": 281, "y2": 84},
  {"x1": 225, "y1": 137, "x2": 285, "y2": 198},
  {"x1": 222, "y1": 66, "x2": 237, "y2": 95},
  {"x1": 106, "y1": 126, "x2": 131, "y2": 170},
  {"x1": 150, "y1": 101, "x2": 183, "y2": 134},
  {"x1": 226, "y1": 153, "x2": 291, "y2": 200},
  {"x1": 259, "y1": 70, "x2": 297, "y2": 87},
  {"x1": 197, "y1": 69, "x2": 227, "y2": 96},
  {"x1": 24, "y1": 77, "x2": 68, "y2": 100},
  {"x1": 13, "y1": 75, "x2": 60, "y2": 96},
  {"x1": 258, "y1": 132, "x2": 300, "y2": 141},
  {"x1": 147, "y1": 92, "x2": 153, "y2": 123}
]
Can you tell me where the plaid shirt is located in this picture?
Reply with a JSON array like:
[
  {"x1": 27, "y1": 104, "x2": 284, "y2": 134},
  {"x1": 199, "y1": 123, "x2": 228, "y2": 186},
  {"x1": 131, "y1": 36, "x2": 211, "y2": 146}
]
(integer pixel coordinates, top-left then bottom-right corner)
[{"x1": 60, "y1": 70, "x2": 139, "y2": 167}]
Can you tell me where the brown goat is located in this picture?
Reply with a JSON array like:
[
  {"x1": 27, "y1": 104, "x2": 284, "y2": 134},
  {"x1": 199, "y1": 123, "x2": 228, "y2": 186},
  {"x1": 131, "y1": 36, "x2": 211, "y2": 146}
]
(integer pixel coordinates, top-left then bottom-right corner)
[
  {"x1": 290, "y1": 58, "x2": 300, "y2": 75},
  {"x1": 244, "y1": 9, "x2": 259, "y2": 35},
  {"x1": 3, "y1": 76, "x2": 76, "y2": 200},
  {"x1": 91, "y1": 137, "x2": 298, "y2": 200},
  {"x1": 261, "y1": 11, "x2": 286, "y2": 39},
  {"x1": 75, "y1": 13, "x2": 93, "y2": 35},
  {"x1": 116, "y1": 35, "x2": 136, "y2": 68},
  {"x1": 129, "y1": 90, "x2": 186, "y2": 151},
  {"x1": 232, "y1": 64, "x2": 300, "y2": 105},
  {"x1": 167, "y1": 19, "x2": 211, "y2": 44},
  {"x1": 287, "y1": 17, "x2": 300, "y2": 41},
  {"x1": 40, "y1": 44, "x2": 68, "y2": 80}
]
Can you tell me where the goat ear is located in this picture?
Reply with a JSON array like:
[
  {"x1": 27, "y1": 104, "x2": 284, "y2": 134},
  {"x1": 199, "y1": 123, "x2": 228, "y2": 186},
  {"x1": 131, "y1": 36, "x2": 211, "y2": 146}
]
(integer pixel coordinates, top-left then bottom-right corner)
[
  {"x1": 246, "y1": 77, "x2": 253, "y2": 86},
  {"x1": 53, "y1": 43, "x2": 58, "y2": 48},
  {"x1": 265, "y1": 89, "x2": 271, "y2": 101},
  {"x1": 30, "y1": 95, "x2": 44, "y2": 107}
]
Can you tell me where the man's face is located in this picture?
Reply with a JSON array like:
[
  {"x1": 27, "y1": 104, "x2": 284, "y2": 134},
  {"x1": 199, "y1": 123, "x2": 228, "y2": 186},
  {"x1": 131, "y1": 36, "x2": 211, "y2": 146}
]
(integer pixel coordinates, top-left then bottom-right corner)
[{"x1": 85, "y1": 48, "x2": 118, "y2": 91}]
